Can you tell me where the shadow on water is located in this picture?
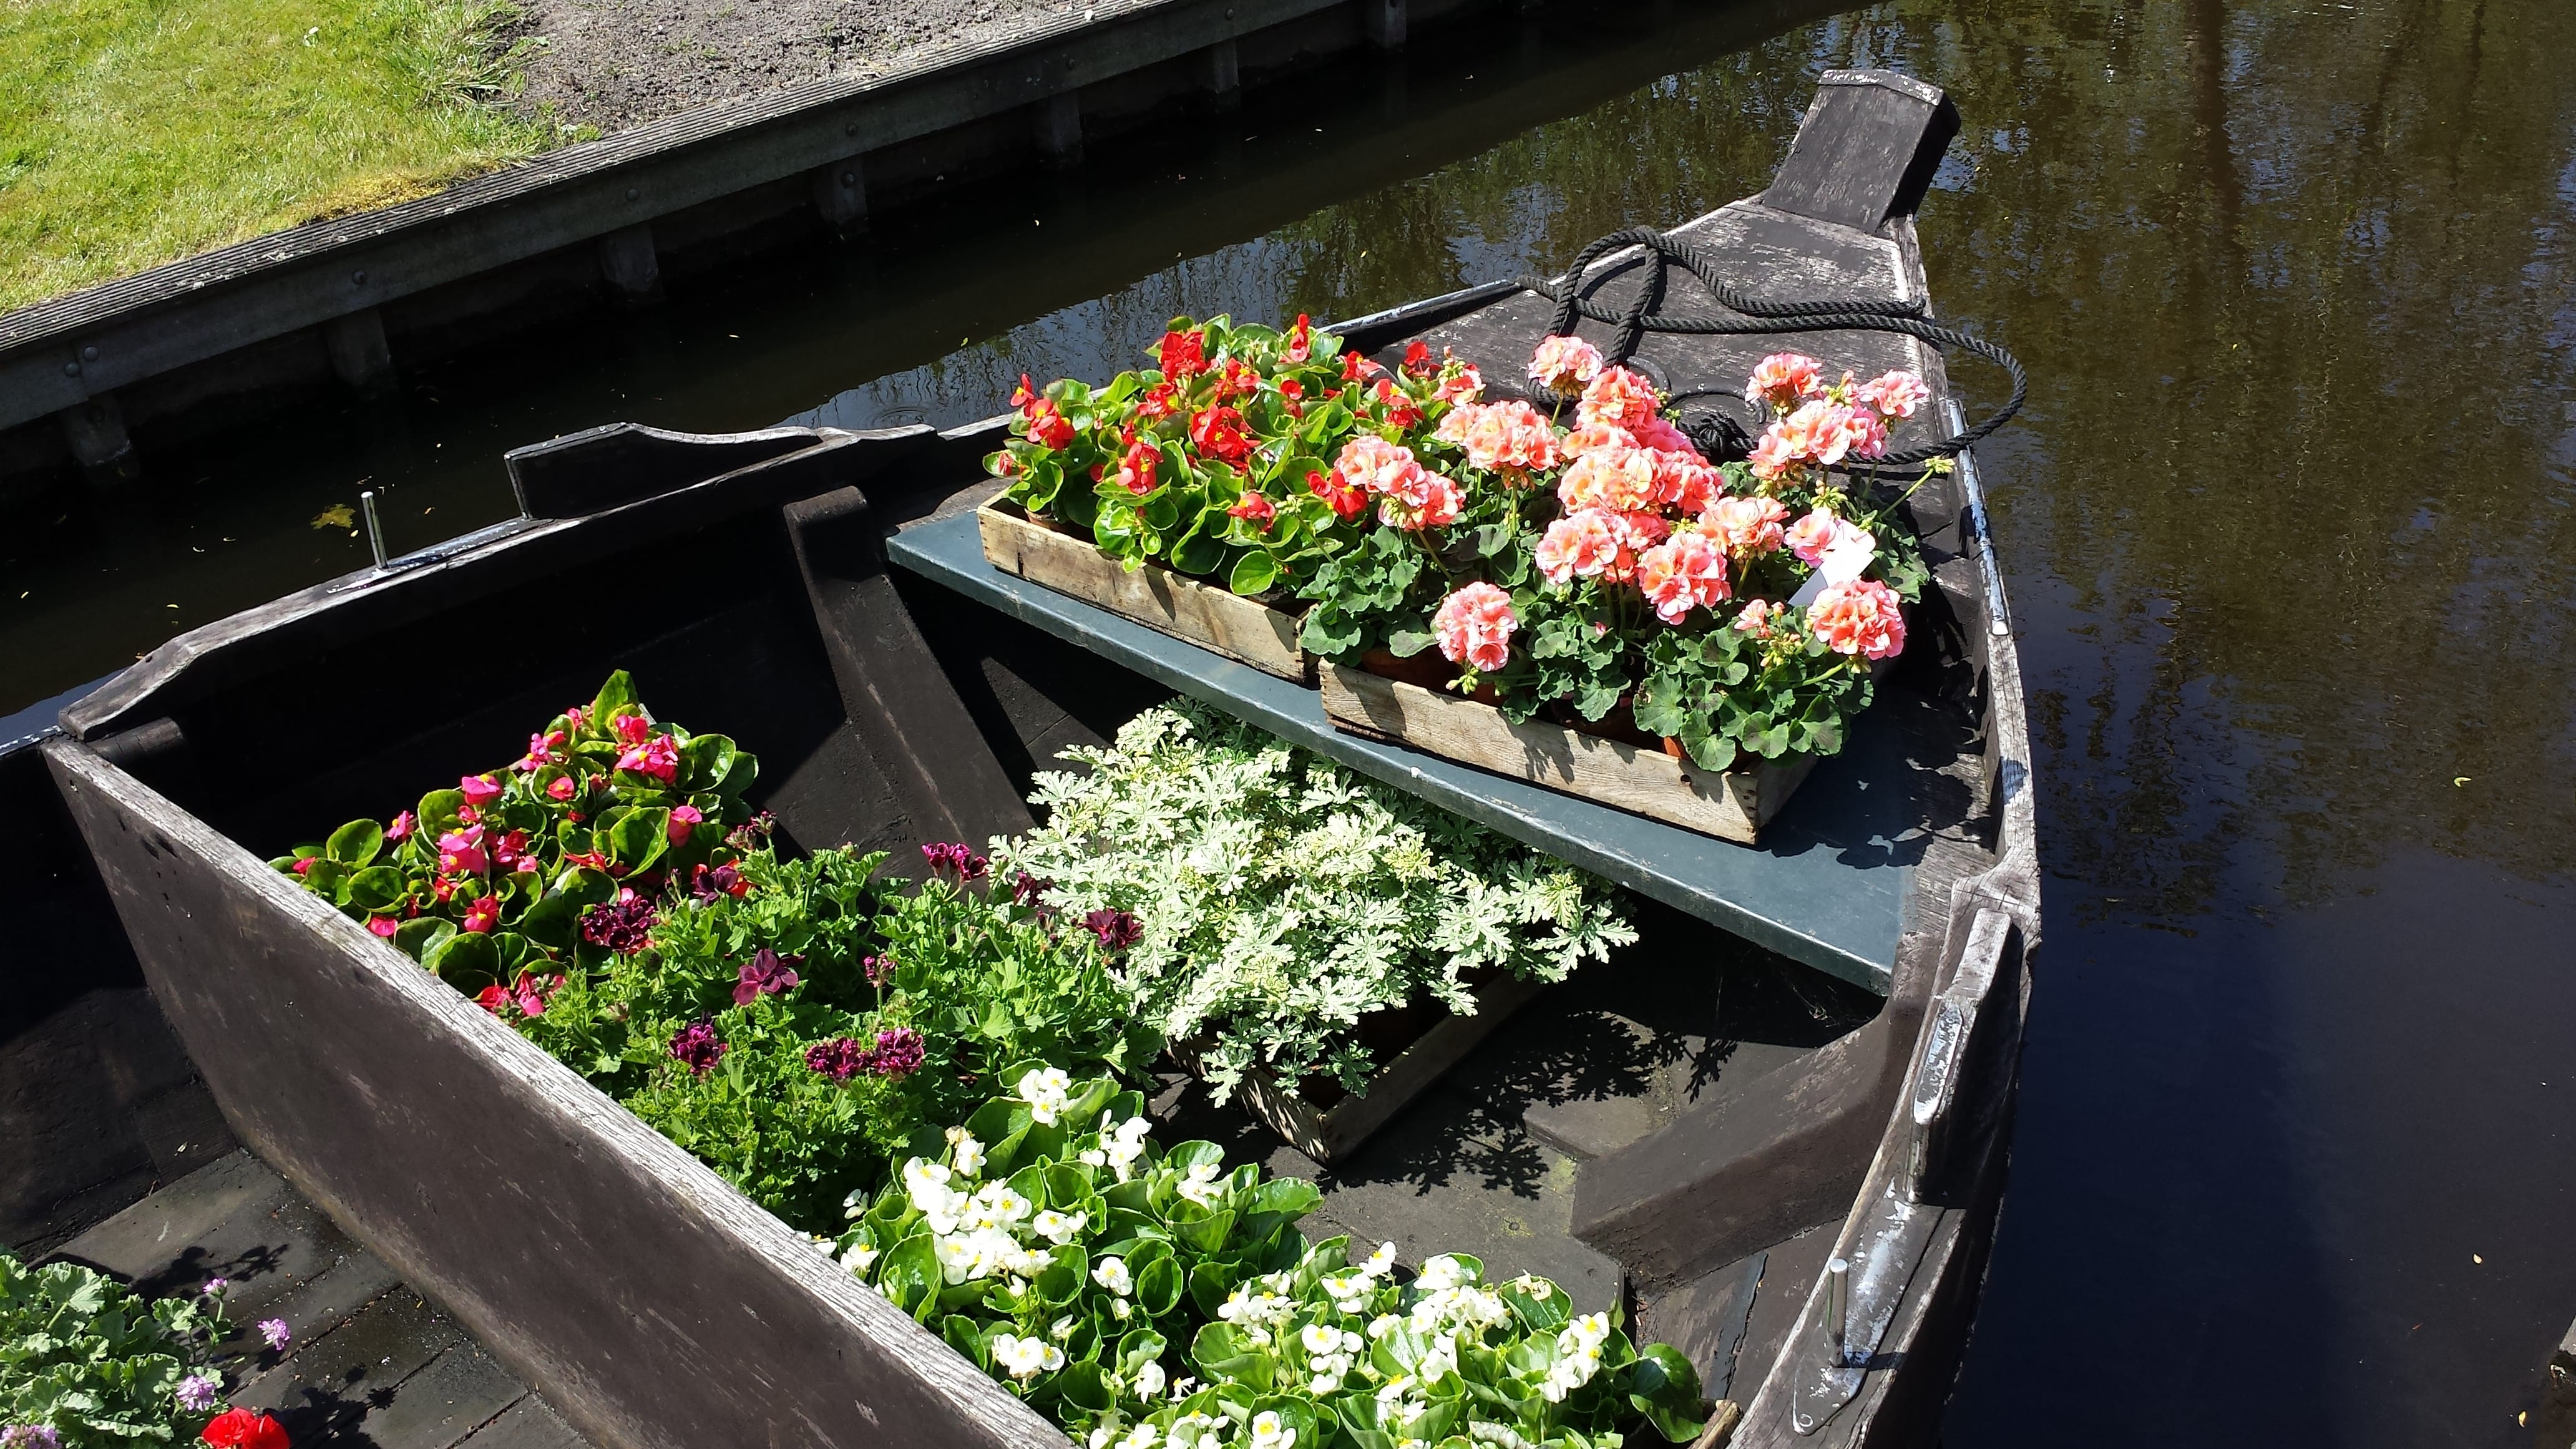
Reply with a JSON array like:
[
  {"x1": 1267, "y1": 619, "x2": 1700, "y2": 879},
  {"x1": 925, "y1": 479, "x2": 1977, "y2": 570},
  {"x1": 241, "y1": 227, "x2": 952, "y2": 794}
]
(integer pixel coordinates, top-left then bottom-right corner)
[{"x1": 7, "y1": 0, "x2": 2576, "y2": 1442}]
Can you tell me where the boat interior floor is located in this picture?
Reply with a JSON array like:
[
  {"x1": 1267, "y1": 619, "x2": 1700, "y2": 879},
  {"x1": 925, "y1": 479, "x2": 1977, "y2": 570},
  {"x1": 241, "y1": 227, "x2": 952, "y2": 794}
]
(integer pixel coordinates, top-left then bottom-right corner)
[
  {"x1": 46, "y1": 1150, "x2": 591, "y2": 1449},
  {"x1": 1149, "y1": 894, "x2": 1880, "y2": 1392}
]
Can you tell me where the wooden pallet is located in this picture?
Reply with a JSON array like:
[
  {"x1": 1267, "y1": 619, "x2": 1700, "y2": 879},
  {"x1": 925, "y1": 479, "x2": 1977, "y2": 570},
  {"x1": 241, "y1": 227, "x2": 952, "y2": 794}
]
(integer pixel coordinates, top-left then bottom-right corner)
[
  {"x1": 976, "y1": 495, "x2": 1312, "y2": 683},
  {"x1": 1176, "y1": 973, "x2": 1548, "y2": 1164},
  {"x1": 1317, "y1": 664, "x2": 1818, "y2": 846}
]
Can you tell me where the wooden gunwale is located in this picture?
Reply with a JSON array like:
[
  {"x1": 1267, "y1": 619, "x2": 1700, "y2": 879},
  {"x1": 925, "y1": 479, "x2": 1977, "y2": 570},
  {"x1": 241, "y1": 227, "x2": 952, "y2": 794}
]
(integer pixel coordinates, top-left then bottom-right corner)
[{"x1": 976, "y1": 492, "x2": 1312, "y2": 683}]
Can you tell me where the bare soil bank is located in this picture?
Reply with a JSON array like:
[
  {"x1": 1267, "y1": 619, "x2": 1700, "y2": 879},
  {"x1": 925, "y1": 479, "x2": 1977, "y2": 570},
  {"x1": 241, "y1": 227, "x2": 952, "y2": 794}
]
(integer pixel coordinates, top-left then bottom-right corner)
[{"x1": 519, "y1": 0, "x2": 1078, "y2": 135}]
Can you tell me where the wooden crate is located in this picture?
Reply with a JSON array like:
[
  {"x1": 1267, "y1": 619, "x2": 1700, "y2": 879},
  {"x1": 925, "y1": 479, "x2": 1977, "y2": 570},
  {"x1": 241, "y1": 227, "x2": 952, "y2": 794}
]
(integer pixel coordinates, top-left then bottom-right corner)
[
  {"x1": 976, "y1": 495, "x2": 1311, "y2": 683},
  {"x1": 1318, "y1": 663, "x2": 1818, "y2": 846},
  {"x1": 1176, "y1": 973, "x2": 1548, "y2": 1164}
]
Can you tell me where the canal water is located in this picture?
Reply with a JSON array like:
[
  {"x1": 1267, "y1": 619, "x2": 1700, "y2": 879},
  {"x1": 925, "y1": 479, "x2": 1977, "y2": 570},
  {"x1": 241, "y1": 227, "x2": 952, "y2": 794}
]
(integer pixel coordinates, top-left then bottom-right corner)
[{"x1": 6, "y1": 0, "x2": 2573, "y2": 1441}]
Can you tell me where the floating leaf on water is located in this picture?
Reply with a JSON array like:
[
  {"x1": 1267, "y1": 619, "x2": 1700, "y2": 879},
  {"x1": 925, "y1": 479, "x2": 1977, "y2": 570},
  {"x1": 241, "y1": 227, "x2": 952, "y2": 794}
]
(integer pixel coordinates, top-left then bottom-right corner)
[{"x1": 311, "y1": 504, "x2": 354, "y2": 530}]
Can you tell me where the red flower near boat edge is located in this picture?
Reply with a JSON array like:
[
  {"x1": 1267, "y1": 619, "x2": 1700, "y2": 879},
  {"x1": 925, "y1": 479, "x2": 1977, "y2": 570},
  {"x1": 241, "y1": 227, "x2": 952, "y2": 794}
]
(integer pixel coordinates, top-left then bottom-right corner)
[
  {"x1": 1025, "y1": 398, "x2": 1076, "y2": 451},
  {"x1": 1225, "y1": 492, "x2": 1276, "y2": 531},
  {"x1": 1188, "y1": 405, "x2": 1254, "y2": 466},
  {"x1": 201, "y1": 1407, "x2": 288, "y2": 1449},
  {"x1": 1158, "y1": 328, "x2": 1207, "y2": 381},
  {"x1": 1284, "y1": 313, "x2": 1313, "y2": 363}
]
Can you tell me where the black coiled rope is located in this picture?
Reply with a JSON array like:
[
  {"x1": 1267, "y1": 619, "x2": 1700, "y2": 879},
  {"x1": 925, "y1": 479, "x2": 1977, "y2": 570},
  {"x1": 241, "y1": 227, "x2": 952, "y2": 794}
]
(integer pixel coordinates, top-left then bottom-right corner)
[{"x1": 1511, "y1": 226, "x2": 2025, "y2": 467}]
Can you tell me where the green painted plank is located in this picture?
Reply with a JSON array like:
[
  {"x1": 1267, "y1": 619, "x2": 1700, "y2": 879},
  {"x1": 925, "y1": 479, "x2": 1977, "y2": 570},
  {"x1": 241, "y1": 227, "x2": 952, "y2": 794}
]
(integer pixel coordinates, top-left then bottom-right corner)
[{"x1": 886, "y1": 509, "x2": 1911, "y2": 993}]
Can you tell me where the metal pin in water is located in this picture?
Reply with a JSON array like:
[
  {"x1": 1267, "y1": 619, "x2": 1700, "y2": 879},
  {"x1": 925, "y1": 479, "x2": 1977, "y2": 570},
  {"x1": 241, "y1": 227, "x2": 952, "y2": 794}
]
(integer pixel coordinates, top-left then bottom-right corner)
[
  {"x1": 359, "y1": 490, "x2": 388, "y2": 570},
  {"x1": 1823, "y1": 1257, "x2": 1850, "y2": 1359}
]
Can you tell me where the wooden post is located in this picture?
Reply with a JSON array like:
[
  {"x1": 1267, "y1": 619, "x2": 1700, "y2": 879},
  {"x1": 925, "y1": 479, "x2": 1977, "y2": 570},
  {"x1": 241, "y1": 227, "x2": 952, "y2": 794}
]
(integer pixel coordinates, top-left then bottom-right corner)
[
  {"x1": 811, "y1": 158, "x2": 869, "y2": 239},
  {"x1": 1360, "y1": 0, "x2": 1405, "y2": 49},
  {"x1": 1761, "y1": 69, "x2": 1961, "y2": 232},
  {"x1": 56, "y1": 393, "x2": 140, "y2": 487},
  {"x1": 1033, "y1": 90, "x2": 1083, "y2": 166},
  {"x1": 1202, "y1": 38, "x2": 1241, "y2": 111},
  {"x1": 597, "y1": 223, "x2": 663, "y2": 306},
  {"x1": 321, "y1": 308, "x2": 397, "y2": 398}
]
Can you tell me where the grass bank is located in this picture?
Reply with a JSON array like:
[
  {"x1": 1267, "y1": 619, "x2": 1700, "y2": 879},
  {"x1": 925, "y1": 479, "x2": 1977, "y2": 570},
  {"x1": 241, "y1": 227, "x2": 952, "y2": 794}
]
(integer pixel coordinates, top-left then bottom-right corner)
[{"x1": 0, "y1": 0, "x2": 570, "y2": 313}]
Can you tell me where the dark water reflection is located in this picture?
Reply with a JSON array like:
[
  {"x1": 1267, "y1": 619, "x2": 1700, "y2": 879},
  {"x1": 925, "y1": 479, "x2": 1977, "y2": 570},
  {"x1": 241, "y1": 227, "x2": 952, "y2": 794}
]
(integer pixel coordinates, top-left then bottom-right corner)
[{"x1": 8, "y1": 0, "x2": 2576, "y2": 1440}]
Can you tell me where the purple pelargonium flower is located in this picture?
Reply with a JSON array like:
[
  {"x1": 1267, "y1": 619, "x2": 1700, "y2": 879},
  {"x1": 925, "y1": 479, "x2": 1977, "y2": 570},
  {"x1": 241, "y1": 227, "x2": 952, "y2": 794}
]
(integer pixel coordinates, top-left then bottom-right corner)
[
  {"x1": 1010, "y1": 872, "x2": 1055, "y2": 910},
  {"x1": 920, "y1": 842, "x2": 989, "y2": 881},
  {"x1": 1085, "y1": 909, "x2": 1143, "y2": 952},
  {"x1": 670, "y1": 1019, "x2": 728, "y2": 1076},
  {"x1": 806, "y1": 1037, "x2": 867, "y2": 1081},
  {"x1": 732, "y1": 947, "x2": 802, "y2": 1006},
  {"x1": 2, "y1": 1425, "x2": 65, "y2": 1449},
  {"x1": 202, "y1": 1277, "x2": 228, "y2": 1296},
  {"x1": 581, "y1": 889, "x2": 658, "y2": 954},
  {"x1": 862, "y1": 954, "x2": 893, "y2": 987},
  {"x1": 176, "y1": 1373, "x2": 222, "y2": 1412},
  {"x1": 690, "y1": 862, "x2": 746, "y2": 902},
  {"x1": 257, "y1": 1319, "x2": 291, "y2": 1351},
  {"x1": 863, "y1": 1027, "x2": 927, "y2": 1079}
]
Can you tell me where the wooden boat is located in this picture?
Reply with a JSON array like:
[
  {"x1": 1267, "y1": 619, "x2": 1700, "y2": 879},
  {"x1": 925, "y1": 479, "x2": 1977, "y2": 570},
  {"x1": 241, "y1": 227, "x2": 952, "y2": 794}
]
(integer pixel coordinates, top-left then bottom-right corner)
[{"x1": 0, "y1": 69, "x2": 2036, "y2": 1449}]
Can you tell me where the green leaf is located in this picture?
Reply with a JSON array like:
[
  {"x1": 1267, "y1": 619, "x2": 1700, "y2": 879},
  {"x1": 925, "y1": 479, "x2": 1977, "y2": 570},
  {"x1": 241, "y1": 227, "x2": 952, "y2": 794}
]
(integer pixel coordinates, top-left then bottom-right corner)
[
  {"x1": 393, "y1": 917, "x2": 454, "y2": 963},
  {"x1": 1135, "y1": 1254, "x2": 1182, "y2": 1317},
  {"x1": 1227, "y1": 550, "x2": 1279, "y2": 596},
  {"x1": 588, "y1": 671, "x2": 638, "y2": 726},
  {"x1": 326, "y1": 819, "x2": 383, "y2": 867},
  {"x1": 1189, "y1": 1322, "x2": 1275, "y2": 1392},
  {"x1": 344, "y1": 865, "x2": 405, "y2": 913},
  {"x1": 879, "y1": 1232, "x2": 940, "y2": 1319},
  {"x1": 607, "y1": 807, "x2": 670, "y2": 872},
  {"x1": 517, "y1": 893, "x2": 580, "y2": 949},
  {"x1": 1631, "y1": 1342, "x2": 1706, "y2": 1443},
  {"x1": 424, "y1": 930, "x2": 499, "y2": 992},
  {"x1": 1386, "y1": 627, "x2": 1436, "y2": 658}
]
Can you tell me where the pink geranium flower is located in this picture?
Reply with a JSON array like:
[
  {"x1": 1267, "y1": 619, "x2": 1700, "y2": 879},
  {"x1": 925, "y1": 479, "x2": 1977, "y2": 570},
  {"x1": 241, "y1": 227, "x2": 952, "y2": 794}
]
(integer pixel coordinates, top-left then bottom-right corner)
[
  {"x1": 1558, "y1": 421, "x2": 1636, "y2": 459},
  {"x1": 1629, "y1": 416, "x2": 1696, "y2": 454},
  {"x1": 1576, "y1": 367, "x2": 1661, "y2": 433},
  {"x1": 1745, "y1": 353, "x2": 1825, "y2": 411},
  {"x1": 1646, "y1": 449, "x2": 1724, "y2": 514},
  {"x1": 1434, "y1": 359, "x2": 1484, "y2": 404},
  {"x1": 1809, "y1": 578, "x2": 1908, "y2": 660},
  {"x1": 1378, "y1": 472, "x2": 1462, "y2": 530},
  {"x1": 1787, "y1": 507, "x2": 1842, "y2": 567},
  {"x1": 1733, "y1": 598, "x2": 1779, "y2": 638},
  {"x1": 1636, "y1": 530, "x2": 1732, "y2": 624},
  {"x1": 1856, "y1": 370, "x2": 1930, "y2": 420},
  {"x1": 1528, "y1": 334, "x2": 1605, "y2": 393},
  {"x1": 1703, "y1": 495, "x2": 1790, "y2": 559},
  {"x1": 1535, "y1": 508, "x2": 1625, "y2": 585},
  {"x1": 1432, "y1": 582, "x2": 1518, "y2": 673},
  {"x1": 1332, "y1": 436, "x2": 1425, "y2": 497},
  {"x1": 1558, "y1": 447, "x2": 1658, "y2": 513}
]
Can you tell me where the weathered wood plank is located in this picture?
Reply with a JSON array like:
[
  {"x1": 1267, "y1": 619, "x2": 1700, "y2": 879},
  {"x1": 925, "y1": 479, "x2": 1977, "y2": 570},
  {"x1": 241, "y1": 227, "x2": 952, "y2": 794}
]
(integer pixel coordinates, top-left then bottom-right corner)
[
  {"x1": 1317, "y1": 664, "x2": 1814, "y2": 846},
  {"x1": 978, "y1": 497, "x2": 1311, "y2": 683}
]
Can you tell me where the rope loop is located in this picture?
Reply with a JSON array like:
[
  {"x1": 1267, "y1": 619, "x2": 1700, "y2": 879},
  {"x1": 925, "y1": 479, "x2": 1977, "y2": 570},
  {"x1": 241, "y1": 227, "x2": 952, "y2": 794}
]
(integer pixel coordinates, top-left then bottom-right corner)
[{"x1": 1511, "y1": 226, "x2": 2024, "y2": 465}]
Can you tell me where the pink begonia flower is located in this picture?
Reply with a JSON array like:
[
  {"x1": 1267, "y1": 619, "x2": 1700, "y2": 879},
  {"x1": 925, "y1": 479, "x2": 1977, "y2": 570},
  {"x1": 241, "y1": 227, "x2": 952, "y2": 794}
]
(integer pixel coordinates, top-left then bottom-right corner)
[
  {"x1": 1576, "y1": 367, "x2": 1661, "y2": 434},
  {"x1": 1636, "y1": 530, "x2": 1732, "y2": 625},
  {"x1": 1787, "y1": 507, "x2": 1842, "y2": 567},
  {"x1": 1733, "y1": 598, "x2": 1778, "y2": 638},
  {"x1": 476, "y1": 984, "x2": 510, "y2": 1015},
  {"x1": 459, "y1": 774, "x2": 503, "y2": 807},
  {"x1": 1745, "y1": 353, "x2": 1825, "y2": 411},
  {"x1": 617, "y1": 735, "x2": 681, "y2": 784},
  {"x1": 1856, "y1": 370, "x2": 1930, "y2": 420},
  {"x1": 291, "y1": 856, "x2": 315, "y2": 876},
  {"x1": 1432, "y1": 582, "x2": 1518, "y2": 673},
  {"x1": 386, "y1": 810, "x2": 415, "y2": 841},
  {"x1": 462, "y1": 894, "x2": 502, "y2": 934},
  {"x1": 1536, "y1": 508, "x2": 1625, "y2": 585},
  {"x1": 517, "y1": 729, "x2": 567, "y2": 773},
  {"x1": 668, "y1": 804, "x2": 703, "y2": 844},
  {"x1": 514, "y1": 855, "x2": 540, "y2": 875},
  {"x1": 1558, "y1": 447, "x2": 1658, "y2": 513},
  {"x1": 1809, "y1": 578, "x2": 1908, "y2": 660},
  {"x1": 1528, "y1": 334, "x2": 1605, "y2": 393},
  {"x1": 1558, "y1": 421, "x2": 1636, "y2": 459},
  {"x1": 611, "y1": 712, "x2": 651, "y2": 746},
  {"x1": 1703, "y1": 495, "x2": 1790, "y2": 559},
  {"x1": 546, "y1": 775, "x2": 578, "y2": 802},
  {"x1": 368, "y1": 916, "x2": 399, "y2": 938},
  {"x1": 436, "y1": 826, "x2": 487, "y2": 876}
]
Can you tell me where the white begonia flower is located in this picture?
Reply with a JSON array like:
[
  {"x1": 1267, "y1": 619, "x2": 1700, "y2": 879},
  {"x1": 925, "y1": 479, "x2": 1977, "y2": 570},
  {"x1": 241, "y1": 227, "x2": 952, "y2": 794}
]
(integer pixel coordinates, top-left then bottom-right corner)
[
  {"x1": 1249, "y1": 1410, "x2": 1296, "y2": 1449},
  {"x1": 839, "y1": 1241, "x2": 878, "y2": 1273},
  {"x1": 1131, "y1": 1360, "x2": 1167, "y2": 1399},
  {"x1": 1367, "y1": 1314, "x2": 1401, "y2": 1339},
  {"x1": 809, "y1": 1232, "x2": 837, "y2": 1253},
  {"x1": 1003, "y1": 1243, "x2": 1053, "y2": 1277},
  {"x1": 1320, "y1": 1272, "x2": 1372, "y2": 1306},
  {"x1": 1052, "y1": 1314, "x2": 1078, "y2": 1341},
  {"x1": 1111, "y1": 1297, "x2": 1133, "y2": 1320},
  {"x1": 1175, "y1": 1161, "x2": 1226, "y2": 1208},
  {"x1": 903, "y1": 1158, "x2": 952, "y2": 1198},
  {"x1": 844, "y1": 1188, "x2": 870, "y2": 1220},
  {"x1": 1094, "y1": 1256, "x2": 1134, "y2": 1296},
  {"x1": 1414, "y1": 1255, "x2": 1468, "y2": 1293},
  {"x1": 1364, "y1": 1242, "x2": 1399, "y2": 1274},
  {"x1": 1037, "y1": 1209, "x2": 1089, "y2": 1244},
  {"x1": 1171, "y1": 1411, "x2": 1222, "y2": 1449},
  {"x1": 1418, "y1": 1334, "x2": 1460, "y2": 1383},
  {"x1": 935, "y1": 1236, "x2": 980, "y2": 1285},
  {"x1": 1080, "y1": 1147, "x2": 1108, "y2": 1167},
  {"x1": 1168, "y1": 1375, "x2": 1199, "y2": 1402},
  {"x1": 949, "y1": 1129, "x2": 987, "y2": 1178},
  {"x1": 1300, "y1": 1322, "x2": 1342, "y2": 1355},
  {"x1": 1103, "y1": 1116, "x2": 1154, "y2": 1178},
  {"x1": 1118, "y1": 1424, "x2": 1163, "y2": 1449},
  {"x1": 993, "y1": 1333, "x2": 1065, "y2": 1379},
  {"x1": 1019, "y1": 1067, "x2": 1073, "y2": 1124},
  {"x1": 1092, "y1": 1423, "x2": 1120, "y2": 1449}
]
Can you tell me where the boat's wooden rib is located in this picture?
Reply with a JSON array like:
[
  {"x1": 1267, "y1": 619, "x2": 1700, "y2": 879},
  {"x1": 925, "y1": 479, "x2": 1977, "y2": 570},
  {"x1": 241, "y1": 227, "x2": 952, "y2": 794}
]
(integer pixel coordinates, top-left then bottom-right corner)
[{"x1": 26, "y1": 69, "x2": 2037, "y2": 1449}]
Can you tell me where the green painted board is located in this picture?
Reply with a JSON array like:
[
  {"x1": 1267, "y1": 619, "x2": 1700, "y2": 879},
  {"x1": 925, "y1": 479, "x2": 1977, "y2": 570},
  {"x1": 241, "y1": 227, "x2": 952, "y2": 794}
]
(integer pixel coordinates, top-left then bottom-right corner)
[{"x1": 887, "y1": 509, "x2": 1910, "y2": 993}]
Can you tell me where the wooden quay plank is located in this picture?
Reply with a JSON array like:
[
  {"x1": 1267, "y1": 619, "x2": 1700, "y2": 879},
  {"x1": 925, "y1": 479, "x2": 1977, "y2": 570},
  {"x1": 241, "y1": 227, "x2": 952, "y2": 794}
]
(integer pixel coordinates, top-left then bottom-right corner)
[{"x1": 886, "y1": 507, "x2": 1910, "y2": 993}]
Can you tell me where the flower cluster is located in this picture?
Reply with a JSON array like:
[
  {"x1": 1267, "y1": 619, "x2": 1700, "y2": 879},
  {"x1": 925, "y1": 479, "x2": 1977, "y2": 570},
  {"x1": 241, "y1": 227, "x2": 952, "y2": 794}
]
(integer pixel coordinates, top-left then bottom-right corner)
[
  {"x1": 1, "y1": 1254, "x2": 256, "y2": 1449},
  {"x1": 1002, "y1": 703, "x2": 1634, "y2": 1105},
  {"x1": 273, "y1": 671, "x2": 761, "y2": 1001},
  {"x1": 1300, "y1": 339, "x2": 1938, "y2": 774},
  {"x1": 988, "y1": 316, "x2": 1474, "y2": 598},
  {"x1": 837, "y1": 1071, "x2": 1707, "y2": 1449}
]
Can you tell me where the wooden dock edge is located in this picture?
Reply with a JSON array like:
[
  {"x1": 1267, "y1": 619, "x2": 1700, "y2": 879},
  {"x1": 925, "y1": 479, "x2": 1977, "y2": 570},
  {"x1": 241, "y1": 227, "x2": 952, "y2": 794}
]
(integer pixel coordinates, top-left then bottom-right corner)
[
  {"x1": 1175, "y1": 974, "x2": 1547, "y2": 1163},
  {"x1": 977, "y1": 498, "x2": 1311, "y2": 683},
  {"x1": 1316, "y1": 663, "x2": 1816, "y2": 846},
  {"x1": 43, "y1": 736, "x2": 1063, "y2": 1449}
]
